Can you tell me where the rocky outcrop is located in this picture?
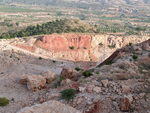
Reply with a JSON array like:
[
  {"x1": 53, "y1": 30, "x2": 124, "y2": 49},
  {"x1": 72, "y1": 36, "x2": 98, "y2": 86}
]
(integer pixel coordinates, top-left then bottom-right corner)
[
  {"x1": 42, "y1": 71, "x2": 55, "y2": 84},
  {"x1": 17, "y1": 100, "x2": 81, "y2": 113},
  {"x1": 61, "y1": 67, "x2": 77, "y2": 79},
  {"x1": 27, "y1": 74, "x2": 46, "y2": 92},
  {"x1": 120, "y1": 95, "x2": 131, "y2": 112},
  {"x1": 19, "y1": 72, "x2": 55, "y2": 92},
  {"x1": 12, "y1": 34, "x2": 150, "y2": 64},
  {"x1": 19, "y1": 74, "x2": 28, "y2": 85}
]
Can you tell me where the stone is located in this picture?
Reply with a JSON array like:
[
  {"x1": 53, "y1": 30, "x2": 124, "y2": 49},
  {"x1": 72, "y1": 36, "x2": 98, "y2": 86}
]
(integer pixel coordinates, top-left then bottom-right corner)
[
  {"x1": 17, "y1": 100, "x2": 81, "y2": 113},
  {"x1": 61, "y1": 79, "x2": 72, "y2": 85},
  {"x1": 19, "y1": 74, "x2": 28, "y2": 85},
  {"x1": 93, "y1": 87, "x2": 101, "y2": 93},
  {"x1": 87, "y1": 85, "x2": 95, "y2": 93},
  {"x1": 142, "y1": 43, "x2": 150, "y2": 50},
  {"x1": 48, "y1": 93, "x2": 60, "y2": 100},
  {"x1": 112, "y1": 101, "x2": 118, "y2": 107},
  {"x1": 132, "y1": 45, "x2": 142, "y2": 51},
  {"x1": 122, "y1": 84, "x2": 130, "y2": 93},
  {"x1": 70, "y1": 83, "x2": 80, "y2": 90},
  {"x1": 113, "y1": 73, "x2": 130, "y2": 80},
  {"x1": 27, "y1": 74, "x2": 46, "y2": 92},
  {"x1": 61, "y1": 67, "x2": 77, "y2": 79},
  {"x1": 110, "y1": 95, "x2": 119, "y2": 101},
  {"x1": 142, "y1": 69, "x2": 149, "y2": 73},
  {"x1": 79, "y1": 87, "x2": 86, "y2": 92},
  {"x1": 139, "y1": 93, "x2": 146, "y2": 98},
  {"x1": 127, "y1": 94, "x2": 133, "y2": 104},
  {"x1": 120, "y1": 95, "x2": 131, "y2": 112},
  {"x1": 42, "y1": 71, "x2": 55, "y2": 84},
  {"x1": 101, "y1": 79, "x2": 108, "y2": 87}
]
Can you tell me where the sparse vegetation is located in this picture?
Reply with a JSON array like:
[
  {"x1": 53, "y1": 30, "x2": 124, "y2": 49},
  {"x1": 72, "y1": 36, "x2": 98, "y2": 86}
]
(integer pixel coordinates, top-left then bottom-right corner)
[
  {"x1": 129, "y1": 43, "x2": 132, "y2": 46},
  {"x1": 132, "y1": 55, "x2": 138, "y2": 60},
  {"x1": 39, "y1": 57, "x2": 42, "y2": 60},
  {"x1": 96, "y1": 72, "x2": 99, "y2": 74},
  {"x1": 75, "y1": 67, "x2": 81, "y2": 71},
  {"x1": 0, "y1": 97, "x2": 9, "y2": 106},
  {"x1": 106, "y1": 59, "x2": 113, "y2": 65},
  {"x1": 99, "y1": 43, "x2": 103, "y2": 46},
  {"x1": 60, "y1": 88, "x2": 76, "y2": 101},
  {"x1": 83, "y1": 47, "x2": 87, "y2": 50},
  {"x1": 70, "y1": 46, "x2": 74, "y2": 50},
  {"x1": 108, "y1": 45, "x2": 115, "y2": 49},
  {"x1": 53, "y1": 60, "x2": 56, "y2": 63},
  {"x1": 82, "y1": 70, "x2": 93, "y2": 78},
  {"x1": 59, "y1": 76, "x2": 64, "y2": 83}
]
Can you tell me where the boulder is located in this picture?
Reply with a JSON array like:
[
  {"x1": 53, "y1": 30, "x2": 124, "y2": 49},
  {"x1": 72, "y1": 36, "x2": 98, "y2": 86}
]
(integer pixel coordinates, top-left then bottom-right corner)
[
  {"x1": 142, "y1": 43, "x2": 150, "y2": 50},
  {"x1": 101, "y1": 79, "x2": 108, "y2": 87},
  {"x1": 113, "y1": 73, "x2": 130, "y2": 80},
  {"x1": 61, "y1": 67, "x2": 77, "y2": 79},
  {"x1": 17, "y1": 100, "x2": 81, "y2": 113},
  {"x1": 27, "y1": 74, "x2": 46, "y2": 92},
  {"x1": 120, "y1": 95, "x2": 131, "y2": 112},
  {"x1": 79, "y1": 87, "x2": 86, "y2": 92},
  {"x1": 122, "y1": 84, "x2": 130, "y2": 93},
  {"x1": 19, "y1": 74, "x2": 28, "y2": 85},
  {"x1": 139, "y1": 93, "x2": 146, "y2": 98},
  {"x1": 93, "y1": 87, "x2": 101, "y2": 93},
  {"x1": 61, "y1": 79, "x2": 72, "y2": 85},
  {"x1": 42, "y1": 71, "x2": 55, "y2": 84}
]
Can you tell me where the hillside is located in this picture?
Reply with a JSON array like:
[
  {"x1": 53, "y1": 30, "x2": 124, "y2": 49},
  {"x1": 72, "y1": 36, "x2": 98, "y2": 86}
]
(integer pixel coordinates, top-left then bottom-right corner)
[
  {"x1": 1, "y1": 34, "x2": 150, "y2": 113},
  {"x1": 1, "y1": 0, "x2": 150, "y2": 10},
  {"x1": 0, "y1": 19, "x2": 100, "y2": 39}
]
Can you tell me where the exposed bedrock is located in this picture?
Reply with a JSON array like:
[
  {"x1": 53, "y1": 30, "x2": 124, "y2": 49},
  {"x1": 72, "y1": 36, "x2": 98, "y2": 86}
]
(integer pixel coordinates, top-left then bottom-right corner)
[{"x1": 14, "y1": 34, "x2": 150, "y2": 63}]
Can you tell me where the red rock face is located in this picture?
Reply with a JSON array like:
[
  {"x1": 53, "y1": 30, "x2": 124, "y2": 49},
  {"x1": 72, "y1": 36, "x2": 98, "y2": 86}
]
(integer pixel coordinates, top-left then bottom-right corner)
[
  {"x1": 14, "y1": 44, "x2": 36, "y2": 52},
  {"x1": 34, "y1": 34, "x2": 92, "y2": 51}
]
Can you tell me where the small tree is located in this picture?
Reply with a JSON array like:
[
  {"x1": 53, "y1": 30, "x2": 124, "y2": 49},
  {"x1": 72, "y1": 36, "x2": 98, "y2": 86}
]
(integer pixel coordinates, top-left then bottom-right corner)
[{"x1": 16, "y1": 22, "x2": 19, "y2": 26}]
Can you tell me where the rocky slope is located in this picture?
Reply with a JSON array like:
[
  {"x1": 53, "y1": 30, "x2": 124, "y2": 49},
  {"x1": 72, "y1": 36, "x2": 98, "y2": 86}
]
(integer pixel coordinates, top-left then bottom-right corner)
[
  {"x1": 1, "y1": 34, "x2": 150, "y2": 113},
  {"x1": 18, "y1": 37, "x2": 150, "y2": 113}
]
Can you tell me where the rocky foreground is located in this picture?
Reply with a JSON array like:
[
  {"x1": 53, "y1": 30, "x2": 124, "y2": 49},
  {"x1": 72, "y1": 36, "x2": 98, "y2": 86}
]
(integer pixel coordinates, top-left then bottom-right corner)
[{"x1": 0, "y1": 34, "x2": 150, "y2": 113}]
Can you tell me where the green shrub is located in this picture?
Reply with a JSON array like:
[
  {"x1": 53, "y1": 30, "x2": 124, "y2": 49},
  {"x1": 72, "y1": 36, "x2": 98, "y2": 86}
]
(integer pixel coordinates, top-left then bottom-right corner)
[
  {"x1": 0, "y1": 97, "x2": 9, "y2": 106},
  {"x1": 82, "y1": 70, "x2": 93, "y2": 78},
  {"x1": 59, "y1": 76, "x2": 64, "y2": 83},
  {"x1": 60, "y1": 89, "x2": 76, "y2": 101},
  {"x1": 53, "y1": 60, "x2": 56, "y2": 63},
  {"x1": 75, "y1": 67, "x2": 81, "y2": 71},
  {"x1": 132, "y1": 55, "x2": 138, "y2": 60},
  {"x1": 129, "y1": 43, "x2": 132, "y2": 46},
  {"x1": 106, "y1": 59, "x2": 113, "y2": 65},
  {"x1": 70, "y1": 46, "x2": 74, "y2": 50},
  {"x1": 83, "y1": 47, "x2": 87, "y2": 50},
  {"x1": 99, "y1": 43, "x2": 103, "y2": 46},
  {"x1": 39, "y1": 57, "x2": 42, "y2": 60},
  {"x1": 96, "y1": 72, "x2": 99, "y2": 74},
  {"x1": 108, "y1": 45, "x2": 115, "y2": 49}
]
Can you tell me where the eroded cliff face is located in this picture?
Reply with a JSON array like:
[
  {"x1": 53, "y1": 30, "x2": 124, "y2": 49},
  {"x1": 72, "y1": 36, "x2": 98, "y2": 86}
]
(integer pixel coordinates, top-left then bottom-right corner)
[{"x1": 12, "y1": 34, "x2": 150, "y2": 63}]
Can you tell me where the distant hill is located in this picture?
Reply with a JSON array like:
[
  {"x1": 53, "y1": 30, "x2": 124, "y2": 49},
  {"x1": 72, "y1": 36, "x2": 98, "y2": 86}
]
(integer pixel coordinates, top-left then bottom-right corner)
[
  {"x1": 0, "y1": 19, "x2": 100, "y2": 39},
  {"x1": 1, "y1": 0, "x2": 150, "y2": 9},
  {"x1": 1, "y1": 0, "x2": 150, "y2": 5}
]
